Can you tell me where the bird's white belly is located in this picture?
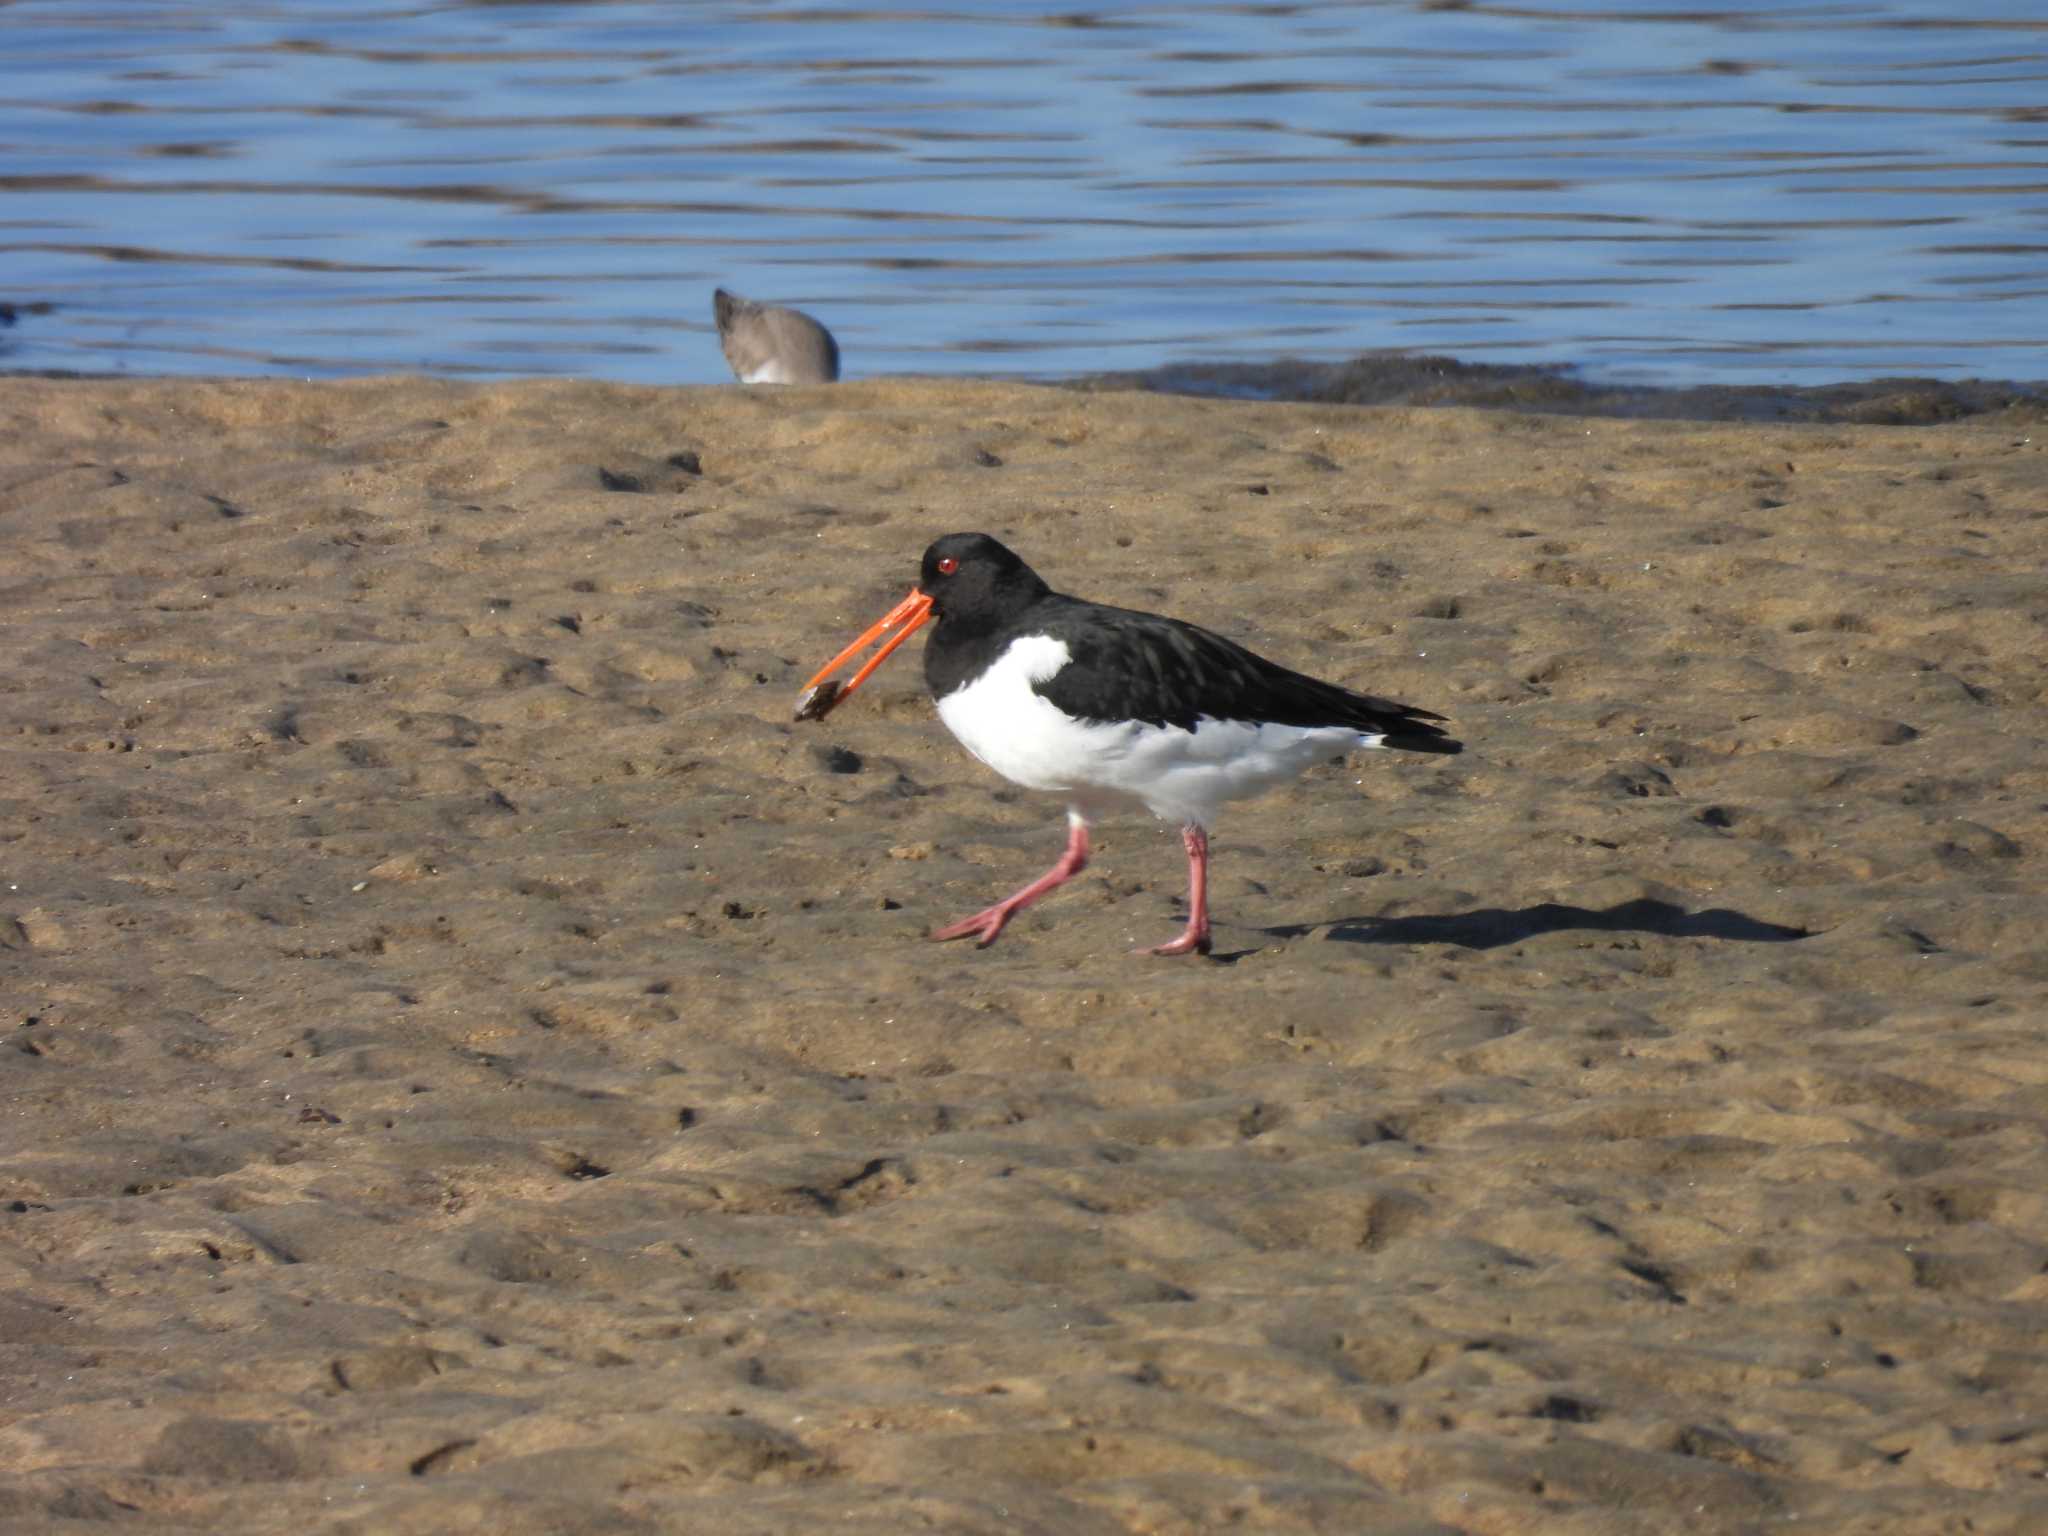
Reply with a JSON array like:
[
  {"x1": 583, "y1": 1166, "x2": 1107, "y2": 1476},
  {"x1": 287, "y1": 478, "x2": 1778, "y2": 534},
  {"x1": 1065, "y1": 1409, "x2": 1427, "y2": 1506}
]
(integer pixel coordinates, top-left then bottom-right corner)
[
  {"x1": 739, "y1": 359, "x2": 796, "y2": 384},
  {"x1": 934, "y1": 635, "x2": 1373, "y2": 827}
]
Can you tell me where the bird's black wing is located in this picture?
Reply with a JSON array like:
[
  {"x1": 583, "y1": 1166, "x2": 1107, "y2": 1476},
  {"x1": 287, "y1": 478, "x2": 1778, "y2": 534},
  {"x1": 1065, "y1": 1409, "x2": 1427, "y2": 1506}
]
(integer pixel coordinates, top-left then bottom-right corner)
[{"x1": 1034, "y1": 598, "x2": 1461, "y2": 753}]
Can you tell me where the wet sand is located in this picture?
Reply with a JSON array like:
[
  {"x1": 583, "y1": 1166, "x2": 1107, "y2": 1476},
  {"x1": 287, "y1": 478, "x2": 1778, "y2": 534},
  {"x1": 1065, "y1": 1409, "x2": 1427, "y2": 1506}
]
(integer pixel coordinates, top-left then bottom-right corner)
[{"x1": 2, "y1": 374, "x2": 2045, "y2": 1534}]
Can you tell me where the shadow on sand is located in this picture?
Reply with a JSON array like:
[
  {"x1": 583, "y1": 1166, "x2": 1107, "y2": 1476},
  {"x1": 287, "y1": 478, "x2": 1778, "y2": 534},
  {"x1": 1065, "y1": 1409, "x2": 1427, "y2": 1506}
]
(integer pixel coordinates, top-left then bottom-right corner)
[{"x1": 1264, "y1": 897, "x2": 1813, "y2": 953}]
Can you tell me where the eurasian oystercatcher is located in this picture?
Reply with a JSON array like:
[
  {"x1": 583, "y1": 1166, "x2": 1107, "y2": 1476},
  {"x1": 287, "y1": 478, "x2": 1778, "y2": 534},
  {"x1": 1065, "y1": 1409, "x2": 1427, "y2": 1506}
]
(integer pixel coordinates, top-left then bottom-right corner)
[
  {"x1": 795, "y1": 533, "x2": 1462, "y2": 955},
  {"x1": 712, "y1": 288, "x2": 840, "y2": 384}
]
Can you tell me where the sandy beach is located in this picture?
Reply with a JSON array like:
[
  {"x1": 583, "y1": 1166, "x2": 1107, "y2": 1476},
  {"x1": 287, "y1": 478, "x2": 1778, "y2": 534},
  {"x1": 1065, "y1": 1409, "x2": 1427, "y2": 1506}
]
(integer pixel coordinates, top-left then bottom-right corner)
[{"x1": 2, "y1": 373, "x2": 2045, "y2": 1533}]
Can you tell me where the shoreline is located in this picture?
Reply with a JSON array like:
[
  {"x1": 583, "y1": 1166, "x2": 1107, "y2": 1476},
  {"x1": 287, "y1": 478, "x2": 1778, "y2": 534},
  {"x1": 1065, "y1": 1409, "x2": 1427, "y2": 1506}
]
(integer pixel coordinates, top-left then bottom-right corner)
[{"x1": 8, "y1": 343, "x2": 2048, "y2": 426}]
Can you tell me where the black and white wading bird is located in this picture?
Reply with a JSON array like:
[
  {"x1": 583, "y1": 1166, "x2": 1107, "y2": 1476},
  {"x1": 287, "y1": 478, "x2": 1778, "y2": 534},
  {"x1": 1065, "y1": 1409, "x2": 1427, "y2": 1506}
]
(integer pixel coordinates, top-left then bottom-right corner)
[
  {"x1": 795, "y1": 533, "x2": 1462, "y2": 956},
  {"x1": 712, "y1": 288, "x2": 840, "y2": 384}
]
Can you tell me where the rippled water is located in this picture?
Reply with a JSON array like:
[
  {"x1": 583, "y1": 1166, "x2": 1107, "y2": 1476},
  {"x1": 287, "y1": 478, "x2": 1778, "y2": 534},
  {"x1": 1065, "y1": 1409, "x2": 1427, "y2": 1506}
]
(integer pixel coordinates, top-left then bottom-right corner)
[{"x1": 5, "y1": 1, "x2": 2046, "y2": 386}]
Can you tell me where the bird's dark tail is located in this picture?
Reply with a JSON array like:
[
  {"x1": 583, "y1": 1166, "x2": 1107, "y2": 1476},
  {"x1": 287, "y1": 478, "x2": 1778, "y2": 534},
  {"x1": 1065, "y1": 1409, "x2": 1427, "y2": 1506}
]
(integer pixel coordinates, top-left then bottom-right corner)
[
  {"x1": 1383, "y1": 730, "x2": 1462, "y2": 755},
  {"x1": 1347, "y1": 692, "x2": 1461, "y2": 756}
]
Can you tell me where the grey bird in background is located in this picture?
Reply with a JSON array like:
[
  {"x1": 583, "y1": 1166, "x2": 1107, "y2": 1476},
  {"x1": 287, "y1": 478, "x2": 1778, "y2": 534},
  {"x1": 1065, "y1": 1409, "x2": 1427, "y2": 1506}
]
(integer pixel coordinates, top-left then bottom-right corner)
[{"x1": 712, "y1": 288, "x2": 840, "y2": 384}]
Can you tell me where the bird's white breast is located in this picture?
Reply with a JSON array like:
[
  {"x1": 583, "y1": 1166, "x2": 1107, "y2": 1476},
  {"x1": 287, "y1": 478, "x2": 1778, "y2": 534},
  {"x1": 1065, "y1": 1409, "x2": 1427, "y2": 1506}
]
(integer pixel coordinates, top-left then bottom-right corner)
[
  {"x1": 935, "y1": 635, "x2": 1098, "y2": 790},
  {"x1": 934, "y1": 633, "x2": 1373, "y2": 828}
]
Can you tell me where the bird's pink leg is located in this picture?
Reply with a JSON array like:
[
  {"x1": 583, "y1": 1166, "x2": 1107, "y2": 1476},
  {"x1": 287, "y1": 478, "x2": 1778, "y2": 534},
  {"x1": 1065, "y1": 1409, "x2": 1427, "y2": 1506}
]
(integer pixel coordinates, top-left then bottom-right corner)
[
  {"x1": 930, "y1": 813, "x2": 1090, "y2": 948},
  {"x1": 1140, "y1": 823, "x2": 1212, "y2": 957}
]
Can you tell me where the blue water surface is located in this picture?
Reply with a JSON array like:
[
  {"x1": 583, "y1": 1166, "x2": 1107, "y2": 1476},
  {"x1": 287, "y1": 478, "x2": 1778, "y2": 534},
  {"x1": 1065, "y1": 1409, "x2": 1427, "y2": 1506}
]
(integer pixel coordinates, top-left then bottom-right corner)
[{"x1": 3, "y1": 0, "x2": 2044, "y2": 385}]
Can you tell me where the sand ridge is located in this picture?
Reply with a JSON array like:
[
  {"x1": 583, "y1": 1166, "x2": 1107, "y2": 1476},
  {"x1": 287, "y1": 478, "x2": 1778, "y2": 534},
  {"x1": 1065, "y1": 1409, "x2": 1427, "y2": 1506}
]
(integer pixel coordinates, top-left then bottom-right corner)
[{"x1": 1, "y1": 374, "x2": 2045, "y2": 1532}]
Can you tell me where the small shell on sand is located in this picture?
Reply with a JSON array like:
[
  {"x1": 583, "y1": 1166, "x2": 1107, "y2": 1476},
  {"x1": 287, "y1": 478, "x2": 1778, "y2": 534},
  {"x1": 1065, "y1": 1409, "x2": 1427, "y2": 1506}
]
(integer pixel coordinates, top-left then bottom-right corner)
[{"x1": 793, "y1": 678, "x2": 843, "y2": 722}]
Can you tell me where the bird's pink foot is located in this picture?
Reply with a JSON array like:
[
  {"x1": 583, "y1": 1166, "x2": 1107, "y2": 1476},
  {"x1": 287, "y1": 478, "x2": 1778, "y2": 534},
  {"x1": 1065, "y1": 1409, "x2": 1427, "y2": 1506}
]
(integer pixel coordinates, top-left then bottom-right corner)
[
  {"x1": 1137, "y1": 922, "x2": 1211, "y2": 958},
  {"x1": 929, "y1": 903, "x2": 1018, "y2": 948},
  {"x1": 929, "y1": 815, "x2": 1090, "y2": 950},
  {"x1": 1135, "y1": 823, "x2": 1213, "y2": 957}
]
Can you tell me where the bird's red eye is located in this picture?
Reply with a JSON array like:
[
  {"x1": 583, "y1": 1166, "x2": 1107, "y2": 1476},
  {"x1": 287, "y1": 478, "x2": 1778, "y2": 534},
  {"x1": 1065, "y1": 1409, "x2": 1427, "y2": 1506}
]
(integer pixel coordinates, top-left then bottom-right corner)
[{"x1": 937, "y1": 556, "x2": 958, "y2": 575}]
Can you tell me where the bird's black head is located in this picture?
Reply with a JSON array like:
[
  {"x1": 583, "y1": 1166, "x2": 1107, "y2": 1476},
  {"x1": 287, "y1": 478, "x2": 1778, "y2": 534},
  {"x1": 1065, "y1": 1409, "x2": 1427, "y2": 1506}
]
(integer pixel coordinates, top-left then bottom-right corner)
[{"x1": 918, "y1": 533, "x2": 1051, "y2": 625}]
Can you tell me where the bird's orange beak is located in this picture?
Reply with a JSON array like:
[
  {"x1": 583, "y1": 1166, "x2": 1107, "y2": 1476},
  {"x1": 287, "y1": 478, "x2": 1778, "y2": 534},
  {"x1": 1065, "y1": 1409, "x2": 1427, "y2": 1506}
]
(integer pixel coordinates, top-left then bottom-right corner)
[{"x1": 793, "y1": 587, "x2": 933, "y2": 722}]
